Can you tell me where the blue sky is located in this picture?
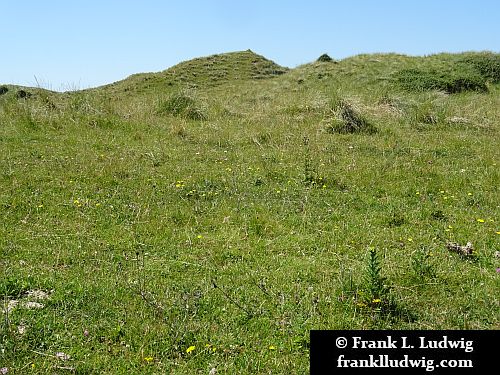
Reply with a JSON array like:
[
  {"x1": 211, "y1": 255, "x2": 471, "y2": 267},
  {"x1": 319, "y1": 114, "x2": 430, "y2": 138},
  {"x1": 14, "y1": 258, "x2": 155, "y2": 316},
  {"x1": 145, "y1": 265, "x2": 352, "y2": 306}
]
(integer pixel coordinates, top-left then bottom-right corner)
[{"x1": 2, "y1": 0, "x2": 499, "y2": 91}]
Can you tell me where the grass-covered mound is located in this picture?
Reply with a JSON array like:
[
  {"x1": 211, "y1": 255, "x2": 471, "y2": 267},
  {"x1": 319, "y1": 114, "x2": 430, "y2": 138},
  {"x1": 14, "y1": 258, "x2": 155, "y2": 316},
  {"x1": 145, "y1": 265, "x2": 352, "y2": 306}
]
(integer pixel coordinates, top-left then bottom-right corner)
[{"x1": 100, "y1": 50, "x2": 289, "y2": 94}]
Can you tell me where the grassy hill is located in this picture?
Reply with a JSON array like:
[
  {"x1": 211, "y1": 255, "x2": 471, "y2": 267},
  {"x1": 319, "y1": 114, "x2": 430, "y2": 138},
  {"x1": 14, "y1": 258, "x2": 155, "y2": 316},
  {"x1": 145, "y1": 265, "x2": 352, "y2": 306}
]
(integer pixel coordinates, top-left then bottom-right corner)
[
  {"x1": 97, "y1": 49, "x2": 288, "y2": 95},
  {"x1": 1, "y1": 50, "x2": 499, "y2": 374}
]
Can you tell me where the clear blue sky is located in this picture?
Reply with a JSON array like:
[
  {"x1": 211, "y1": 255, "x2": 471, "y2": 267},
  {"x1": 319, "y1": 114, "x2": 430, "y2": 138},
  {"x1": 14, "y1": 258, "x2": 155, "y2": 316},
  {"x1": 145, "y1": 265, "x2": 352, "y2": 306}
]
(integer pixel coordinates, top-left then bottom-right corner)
[{"x1": 1, "y1": 0, "x2": 499, "y2": 91}]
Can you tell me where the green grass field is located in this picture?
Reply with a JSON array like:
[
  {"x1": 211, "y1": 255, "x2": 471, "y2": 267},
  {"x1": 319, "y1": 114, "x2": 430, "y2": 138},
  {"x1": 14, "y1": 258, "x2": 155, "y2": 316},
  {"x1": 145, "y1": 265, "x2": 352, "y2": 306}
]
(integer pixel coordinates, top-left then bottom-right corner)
[{"x1": 1, "y1": 50, "x2": 499, "y2": 373}]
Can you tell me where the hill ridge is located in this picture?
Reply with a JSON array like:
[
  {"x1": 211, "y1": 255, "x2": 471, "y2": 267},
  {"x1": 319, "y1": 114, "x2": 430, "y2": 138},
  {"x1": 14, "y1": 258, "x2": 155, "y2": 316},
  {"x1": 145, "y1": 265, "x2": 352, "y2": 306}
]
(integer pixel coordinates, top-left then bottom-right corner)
[{"x1": 1, "y1": 50, "x2": 498, "y2": 95}]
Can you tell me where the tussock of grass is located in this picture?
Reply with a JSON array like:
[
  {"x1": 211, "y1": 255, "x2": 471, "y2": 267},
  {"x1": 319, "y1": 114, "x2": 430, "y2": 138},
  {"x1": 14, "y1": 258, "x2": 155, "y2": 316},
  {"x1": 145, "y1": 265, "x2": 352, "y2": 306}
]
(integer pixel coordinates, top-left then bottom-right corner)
[
  {"x1": 411, "y1": 100, "x2": 447, "y2": 125},
  {"x1": 326, "y1": 100, "x2": 378, "y2": 134},
  {"x1": 157, "y1": 91, "x2": 207, "y2": 120}
]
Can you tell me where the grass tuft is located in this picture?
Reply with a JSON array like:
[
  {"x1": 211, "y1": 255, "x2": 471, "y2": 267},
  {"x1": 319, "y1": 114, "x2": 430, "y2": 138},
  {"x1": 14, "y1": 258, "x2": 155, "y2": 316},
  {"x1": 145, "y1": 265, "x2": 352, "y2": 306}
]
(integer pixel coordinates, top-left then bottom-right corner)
[
  {"x1": 411, "y1": 100, "x2": 447, "y2": 125},
  {"x1": 326, "y1": 99, "x2": 378, "y2": 134},
  {"x1": 157, "y1": 91, "x2": 207, "y2": 120}
]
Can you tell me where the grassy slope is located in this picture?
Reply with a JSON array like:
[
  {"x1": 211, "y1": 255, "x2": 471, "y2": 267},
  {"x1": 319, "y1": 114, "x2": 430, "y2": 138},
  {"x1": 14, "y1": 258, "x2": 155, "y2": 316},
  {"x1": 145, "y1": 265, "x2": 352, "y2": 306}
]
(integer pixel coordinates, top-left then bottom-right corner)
[{"x1": 1, "y1": 51, "x2": 499, "y2": 374}]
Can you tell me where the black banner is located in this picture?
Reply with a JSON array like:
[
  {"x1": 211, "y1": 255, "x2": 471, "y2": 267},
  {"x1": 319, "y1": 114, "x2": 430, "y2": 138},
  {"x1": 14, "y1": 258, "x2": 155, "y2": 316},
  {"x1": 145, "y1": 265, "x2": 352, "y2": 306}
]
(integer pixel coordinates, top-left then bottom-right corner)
[{"x1": 310, "y1": 330, "x2": 497, "y2": 374}]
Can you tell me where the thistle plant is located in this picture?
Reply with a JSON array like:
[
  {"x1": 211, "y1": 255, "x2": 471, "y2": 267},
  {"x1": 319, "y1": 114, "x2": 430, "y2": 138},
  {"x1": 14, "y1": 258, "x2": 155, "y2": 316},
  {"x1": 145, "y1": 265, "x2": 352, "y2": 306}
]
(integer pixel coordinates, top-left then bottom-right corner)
[{"x1": 364, "y1": 248, "x2": 390, "y2": 303}]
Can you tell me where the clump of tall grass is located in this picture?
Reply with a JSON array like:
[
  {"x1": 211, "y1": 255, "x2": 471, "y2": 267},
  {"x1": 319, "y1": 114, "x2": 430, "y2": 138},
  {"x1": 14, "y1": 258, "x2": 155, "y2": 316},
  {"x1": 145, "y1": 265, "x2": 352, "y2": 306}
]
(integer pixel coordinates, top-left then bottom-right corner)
[
  {"x1": 157, "y1": 91, "x2": 207, "y2": 120},
  {"x1": 412, "y1": 100, "x2": 447, "y2": 125},
  {"x1": 325, "y1": 99, "x2": 377, "y2": 134}
]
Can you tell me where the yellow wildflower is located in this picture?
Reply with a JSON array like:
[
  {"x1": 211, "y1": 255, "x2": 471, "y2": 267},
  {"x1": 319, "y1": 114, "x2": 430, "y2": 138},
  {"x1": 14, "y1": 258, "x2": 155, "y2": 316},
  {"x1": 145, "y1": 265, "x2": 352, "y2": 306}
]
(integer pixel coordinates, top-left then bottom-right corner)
[
  {"x1": 269, "y1": 345, "x2": 276, "y2": 350},
  {"x1": 186, "y1": 345, "x2": 196, "y2": 354}
]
